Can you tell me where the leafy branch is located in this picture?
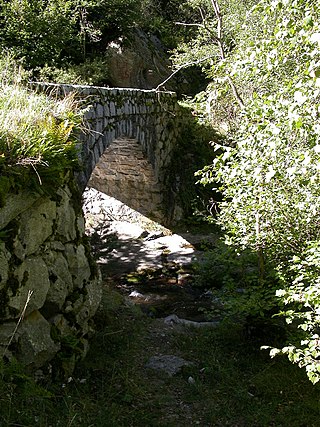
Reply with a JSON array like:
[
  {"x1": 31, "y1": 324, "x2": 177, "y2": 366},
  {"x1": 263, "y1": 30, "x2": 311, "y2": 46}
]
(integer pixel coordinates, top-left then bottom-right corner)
[{"x1": 157, "y1": 0, "x2": 244, "y2": 109}]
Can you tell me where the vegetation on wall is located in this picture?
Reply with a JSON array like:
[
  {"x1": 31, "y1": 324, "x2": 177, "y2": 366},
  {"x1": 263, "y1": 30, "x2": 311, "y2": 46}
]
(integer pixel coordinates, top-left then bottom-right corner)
[{"x1": 163, "y1": 101, "x2": 220, "y2": 222}]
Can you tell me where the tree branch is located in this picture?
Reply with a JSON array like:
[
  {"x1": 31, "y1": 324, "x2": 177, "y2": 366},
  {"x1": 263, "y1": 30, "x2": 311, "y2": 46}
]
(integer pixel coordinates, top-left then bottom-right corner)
[
  {"x1": 158, "y1": 0, "x2": 244, "y2": 109},
  {"x1": 210, "y1": 0, "x2": 244, "y2": 109},
  {"x1": 175, "y1": 22, "x2": 205, "y2": 28},
  {"x1": 155, "y1": 55, "x2": 216, "y2": 92}
]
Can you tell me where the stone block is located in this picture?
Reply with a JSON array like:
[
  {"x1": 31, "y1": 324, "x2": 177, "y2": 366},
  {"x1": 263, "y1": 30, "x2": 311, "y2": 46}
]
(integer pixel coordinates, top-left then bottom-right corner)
[
  {"x1": 124, "y1": 102, "x2": 131, "y2": 115},
  {"x1": 96, "y1": 103, "x2": 104, "y2": 118},
  {"x1": 109, "y1": 102, "x2": 116, "y2": 116},
  {"x1": 103, "y1": 117, "x2": 109, "y2": 132},
  {"x1": 43, "y1": 251, "x2": 73, "y2": 312},
  {"x1": 93, "y1": 144, "x2": 100, "y2": 165},
  {"x1": 98, "y1": 141, "x2": 105, "y2": 157},
  {"x1": 64, "y1": 244, "x2": 91, "y2": 288},
  {"x1": 74, "y1": 276, "x2": 102, "y2": 329},
  {"x1": 17, "y1": 310, "x2": 60, "y2": 369},
  {"x1": 56, "y1": 189, "x2": 76, "y2": 242},
  {"x1": 84, "y1": 108, "x2": 95, "y2": 120},
  {"x1": 9, "y1": 257, "x2": 50, "y2": 316},
  {"x1": 0, "y1": 192, "x2": 40, "y2": 231},
  {"x1": 46, "y1": 241, "x2": 65, "y2": 252},
  {"x1": 76, "y1": 215, "x2": 86, "y2": 237},
  {"x1": 104, "y1": 104, "x2": 110, "y2": 116},
  {"x1": 97, "y1": 118, "x2": 104, "y2": 135},
  {"x1": 17, "y1": 199, "x2": 56, "y2": 256},
  {"x1": 110, "y1": 89, "x2": 119, "y2": 97}
]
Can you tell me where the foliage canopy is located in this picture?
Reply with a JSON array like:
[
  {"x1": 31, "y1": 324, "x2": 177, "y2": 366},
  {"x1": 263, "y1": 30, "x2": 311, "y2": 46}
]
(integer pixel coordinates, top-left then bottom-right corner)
[
  {"x1": 0, "y1": 0, "x2": 141, "y2": 71},
  {"x1": 189, "y1": 0, "x2": 320, "y2": 383}
]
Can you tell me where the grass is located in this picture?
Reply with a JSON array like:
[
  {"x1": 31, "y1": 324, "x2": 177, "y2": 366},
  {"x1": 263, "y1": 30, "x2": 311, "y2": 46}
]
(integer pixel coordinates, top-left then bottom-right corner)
[
  {"x1": 0, "y1": 283, "x2": 319, "y2": 426},
  {"x1": 0, "y1": 54, "x2": 83, "y2": 175},
  {"x1": 171, "y1": 323, "x2": 320, "y2": 426}
]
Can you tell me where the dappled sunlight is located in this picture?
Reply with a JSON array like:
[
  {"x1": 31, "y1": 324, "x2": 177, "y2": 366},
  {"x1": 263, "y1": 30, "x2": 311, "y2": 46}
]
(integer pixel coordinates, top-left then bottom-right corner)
[
  {"x1": 83, "y1": 187, "x2": 197, "y2": 274},
  {"x1": 82, "y1": 187, "x2": 216, "y2": 321}
]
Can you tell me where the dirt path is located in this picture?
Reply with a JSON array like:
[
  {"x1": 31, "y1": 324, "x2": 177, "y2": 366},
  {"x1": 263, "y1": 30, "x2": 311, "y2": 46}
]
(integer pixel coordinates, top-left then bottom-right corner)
[
  {"x1": 94, "y1": 283, "x2": 217, "y2": 427},
  {"x1": 84, "y1": 188, "x2": 220, "y2": 426},
  {"x1": 134, "y1": 318, "x2": 210, "y2": 427}
]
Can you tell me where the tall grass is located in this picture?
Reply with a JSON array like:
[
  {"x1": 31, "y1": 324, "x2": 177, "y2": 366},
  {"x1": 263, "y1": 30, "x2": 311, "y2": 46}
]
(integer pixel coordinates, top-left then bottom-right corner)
[{"x1": 0, "y1": 55, "x2": 83, "y2": 171}]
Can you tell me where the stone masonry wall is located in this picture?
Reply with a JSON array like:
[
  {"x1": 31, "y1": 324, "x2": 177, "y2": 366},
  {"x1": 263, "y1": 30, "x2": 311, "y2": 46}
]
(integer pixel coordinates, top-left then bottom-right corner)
[
  {"x1": 0, "y1": 182, "x2": 101, "y2": 374},
  {"x1": 88, "y1": 137, "x2": 163, "y2": 221},
  {"x1": 33, "y1": 83, "x2": 182, "y2": 224}
]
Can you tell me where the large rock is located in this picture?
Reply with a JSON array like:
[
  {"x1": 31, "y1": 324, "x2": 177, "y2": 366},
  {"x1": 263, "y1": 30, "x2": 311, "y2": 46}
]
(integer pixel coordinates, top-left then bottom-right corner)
[
  {"x1": 73, "y1": 276, "x2": 102, "y2": 331},
  {"x1": 145, "y1": 354, "x2": 194, "y2": 376},
  {"x1": 64, "y1": 244, "x2": 91, "y2": 289},
  {"x1": 0, "y1": 175, "x2": 102, "y2": 373},
  {"x1": 55, "y1": 187, "x2": 77, "y2": 242},
  {"x1": 17, "y1": 310, "x2": 60, "y2": 369},
  {"x1": 17, "y1": 199, "x2": 56, "y2": 257},
  {"x1": 9, "y1": 257, "x2": 50, "y2": 317},
  {"x1": 107, "y1": 30, "x2": 173, "y2": 90},
  {"x1": 43, "y1": 251, "x2": 74, "y2": 315},
  {"x1": 0, "y1": 191, "x2": 40, "y2": 230}
]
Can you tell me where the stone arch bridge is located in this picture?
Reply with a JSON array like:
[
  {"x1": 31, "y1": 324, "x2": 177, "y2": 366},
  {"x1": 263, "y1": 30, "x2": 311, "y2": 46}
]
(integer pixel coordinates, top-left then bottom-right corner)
[{"x1": 35, "y1": 83, "x2": 182, "y2": 224}]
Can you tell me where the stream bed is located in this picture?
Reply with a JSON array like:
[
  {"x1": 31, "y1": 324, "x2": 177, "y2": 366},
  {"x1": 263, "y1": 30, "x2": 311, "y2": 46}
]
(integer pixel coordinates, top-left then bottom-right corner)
[{"x1": 84, "y1": 187, "x2": 219, "y2": 322}]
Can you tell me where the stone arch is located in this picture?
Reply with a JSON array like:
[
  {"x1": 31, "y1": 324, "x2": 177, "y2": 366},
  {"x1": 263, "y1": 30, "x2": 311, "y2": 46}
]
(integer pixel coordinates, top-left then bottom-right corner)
[{"x1": 32, "y1": 83, "x2": 181, "y2": 224}]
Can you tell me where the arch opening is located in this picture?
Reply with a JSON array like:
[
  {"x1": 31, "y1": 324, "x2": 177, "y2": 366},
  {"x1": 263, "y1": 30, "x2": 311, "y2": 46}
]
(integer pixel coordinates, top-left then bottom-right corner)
[{"x1": 87, "y1": 136, "x2": 164, "y2": 222}]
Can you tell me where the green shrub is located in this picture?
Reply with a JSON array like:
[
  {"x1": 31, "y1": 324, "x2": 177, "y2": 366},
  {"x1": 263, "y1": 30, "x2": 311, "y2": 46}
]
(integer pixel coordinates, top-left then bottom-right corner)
[
  {"x1": 263, "y1": 242, "x2": 320, "y2": 384},
  {"x1": 194, "y1": 0, "x2": 320, "y2": 383},
  {"x1": 37, "y1": 57, "x2": 111, "y2": 86}
]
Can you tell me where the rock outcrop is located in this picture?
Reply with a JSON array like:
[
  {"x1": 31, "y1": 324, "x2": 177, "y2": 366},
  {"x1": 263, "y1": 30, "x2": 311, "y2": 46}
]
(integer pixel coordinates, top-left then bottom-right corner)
[{"x1": 107, "y1": 29, "x2": 173, "y2": 90}]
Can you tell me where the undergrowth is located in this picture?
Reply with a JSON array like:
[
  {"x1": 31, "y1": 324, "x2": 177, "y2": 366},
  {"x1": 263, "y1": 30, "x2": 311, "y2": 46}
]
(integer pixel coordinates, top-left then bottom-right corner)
[
  {"x1": 0, "y1": 284, "x2": 319, "y2": 426},
  {"x1": 171, "y1": 322, "x2": 320, "y2": 427}
]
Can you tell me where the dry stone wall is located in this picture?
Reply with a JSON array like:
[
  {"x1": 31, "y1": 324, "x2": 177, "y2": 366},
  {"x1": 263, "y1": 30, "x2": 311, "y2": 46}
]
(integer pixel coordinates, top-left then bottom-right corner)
[{"x1": 0, "y1": 181, "x2": 101, "y2": 374}]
